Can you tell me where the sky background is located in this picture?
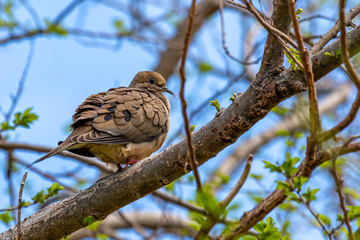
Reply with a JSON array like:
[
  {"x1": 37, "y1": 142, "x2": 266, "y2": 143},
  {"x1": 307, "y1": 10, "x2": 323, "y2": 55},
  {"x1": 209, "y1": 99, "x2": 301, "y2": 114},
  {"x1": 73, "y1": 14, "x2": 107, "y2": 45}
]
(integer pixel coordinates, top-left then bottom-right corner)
[{"x1": 1, "y1": 0, "x2": 359, "y2": 239}]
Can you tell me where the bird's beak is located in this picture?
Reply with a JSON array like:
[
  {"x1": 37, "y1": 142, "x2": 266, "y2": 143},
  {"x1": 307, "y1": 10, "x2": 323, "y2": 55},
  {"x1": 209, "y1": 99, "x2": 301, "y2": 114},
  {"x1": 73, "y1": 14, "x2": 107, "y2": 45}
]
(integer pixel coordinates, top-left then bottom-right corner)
[{"x1": 163, "y1": 87, "x2": 174, "y2": 95}]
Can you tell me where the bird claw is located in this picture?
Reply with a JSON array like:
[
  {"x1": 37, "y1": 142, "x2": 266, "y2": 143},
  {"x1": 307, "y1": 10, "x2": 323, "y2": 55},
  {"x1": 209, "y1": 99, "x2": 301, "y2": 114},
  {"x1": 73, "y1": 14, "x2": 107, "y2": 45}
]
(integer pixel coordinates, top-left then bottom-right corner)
[{"x1": 124, "y1": 156, "x2": 138, "y2": 170}]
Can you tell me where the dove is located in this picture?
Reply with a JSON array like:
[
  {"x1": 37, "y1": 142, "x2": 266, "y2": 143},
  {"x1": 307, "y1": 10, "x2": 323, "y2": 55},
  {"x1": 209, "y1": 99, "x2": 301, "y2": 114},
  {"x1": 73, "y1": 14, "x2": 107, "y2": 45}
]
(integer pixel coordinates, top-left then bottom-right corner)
[{"x1": 27, "y1": 71, "x2": 173, "y2": 171}]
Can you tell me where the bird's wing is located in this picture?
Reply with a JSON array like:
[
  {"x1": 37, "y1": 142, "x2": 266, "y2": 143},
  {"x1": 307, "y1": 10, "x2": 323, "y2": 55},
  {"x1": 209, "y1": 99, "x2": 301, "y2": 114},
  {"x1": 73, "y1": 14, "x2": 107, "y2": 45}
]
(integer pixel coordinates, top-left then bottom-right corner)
[{"x1": 70, "y1": 88, "x2": 169, "y2": 145}]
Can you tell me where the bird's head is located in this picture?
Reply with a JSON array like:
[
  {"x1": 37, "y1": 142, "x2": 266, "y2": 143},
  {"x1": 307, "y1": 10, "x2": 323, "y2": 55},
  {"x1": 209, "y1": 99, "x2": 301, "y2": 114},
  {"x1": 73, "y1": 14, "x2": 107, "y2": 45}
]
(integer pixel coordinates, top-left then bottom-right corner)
[{"x1": 130, "y1": 71, "x2": 174, "y2": 95}]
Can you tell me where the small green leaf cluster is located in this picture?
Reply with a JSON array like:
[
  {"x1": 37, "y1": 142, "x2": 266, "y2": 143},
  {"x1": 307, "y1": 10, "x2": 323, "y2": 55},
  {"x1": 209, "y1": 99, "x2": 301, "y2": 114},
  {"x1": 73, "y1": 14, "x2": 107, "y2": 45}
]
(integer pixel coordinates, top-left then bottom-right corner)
[
  {"x1": 196, "y1": 186, "x2": 224, "y2": 219},
  {"x1": 113, "y1": 18, "x2": 124, "y2": 31},
  {"x1": 272, "y1": 106, "x2": 288, "y2": 116},
  {"x1": 1, "y1": 108, "x2": 38, "y2": 131},
  {"x1": 198, "y1": 62, "x2": 213, "y2": 73},
  {"x1": 0, "y1": 212, "x2": 13, "y2": 226},
  {"x1": 210, "y1": 98, "x2": 221, "y2": 112},
  {"x1": 242, "y1": 217, "x2": 289, "y2": 240},
  {"x1": 229, "y1": 93, "x2": 237, "y2": 102},
  {"x1": 0, "y1": 0, "x2": 18, "y2": 30},
  {"x1": 189, "y1": 185, "x2": 225, "y2": 230},
  {"x1": 285, "y1": 48, "x2": 302, "y2": 70},
  {"x1": 324, "y1": 49, "x2": 341, "y2": 58},
  {"x1": 31, "y1": 183, "x2": 65, "y2": 204},
  {"x1": 263, "y1": 152, "x2": 299, "y2": 177},
  {"x1": 45, "y1": 19, "x2": 68, "y2": 36}
]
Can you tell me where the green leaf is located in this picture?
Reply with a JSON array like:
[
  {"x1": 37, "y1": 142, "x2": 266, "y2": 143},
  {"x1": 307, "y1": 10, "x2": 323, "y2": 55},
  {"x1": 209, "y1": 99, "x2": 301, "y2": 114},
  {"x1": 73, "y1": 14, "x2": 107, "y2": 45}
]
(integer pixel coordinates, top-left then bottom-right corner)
[
  {"x1": 276, "y1": 181, "x2": 291, "y2": 192},
  {"x1": 96, "y1": 233, "x2": 109, "y2": 240},
  {"x1": 294, "y1": 131, "x2": 304, "y2": 139},
  {"x1": 0, "y1": 121, "x2": 15, "y2": 131},
  {"x1": 210, "y1": 98, "x2": 221, "y2": 112},
  {"x1": 276, "y1": 129, "x2": 290, "y2": 137},
  {"x1": 343, "y1": 187, "x2": 360, "y2": 200},
  {"x1": 164, "y1": 181, "x2": 175, "y2": 192},
  {"x1": 293, "y1": 176, "x2": 308, "y2": 190},
  {"x1": 83, "y1": 215, "x2": 95, "y2": 225},
  {"x1": 31, "y1": 190, "x2": 45, "y2": 204},
  {"x1": 113, "y1": 19, "x2": 124, "y2": 30},
  {"x1": 347, "y1": 206, "x2": 360, "y2": 219},
  {"x1": 254, "y1": 217, "x2": 289, "y2": 240},
  {"x1": 285, "y1": 139, "x2": 294, "y2": 147},
  {"x1": 335, "y1": 49, "x2": 341, "y2": 58},
  {"x1": 324, "y1": 52, "x2": 333, "y2": 57},
  {"x1": 296, "y1": 8, "x2": 303, "y2": 15},
  {"x1": 272, "y1": 106, "x2": 288, "y2": 115},
  {"x1": 45, "y1": 19, "x2": 68, "y2": 36},
  {"x1": 242, "y1": 236, "x2": 257, "y2": 240},
  {"x1": 249, "y1": 173, "x2": 264, "y2": 181},
  {"x1": 301, "y1": 187, "x2": 319, "y2": 203},
  {"x1": 47, "y1": 182, "x2": 65, "y2": 197},
  {"x1": 190, "y1": 124, "x2": 195, "y2": 133},
  {"x1": 13, "y1": 108, "x2": 38, "y2": 128},
  {"x1": 217, "y1": 172, "x2": 230, "y2": 185},
  {"x1": 198, "y1": 62, "x2": 213, "y2": 73},
  {"x1": 229, "y1": 93, "x2": 237, "y2": 102},
  {"x1": 196, "y1": 186, "x2": 223, "y2": 218},
  {"x1": 285, "y1": 48, "x2": 302, "y2": 70},
  {"x1": 280, "y1": 152, "x2": 299, "y2": 177},
  {"x1": 336, "y1": 214, "x2": 344, "y2": 222},
  {"x1": 263, "y1": 161, "x2": 281, "y2": 173},
  {"x1": 318, "y1": 214, "x2": 331, "y2": 226},
  {"x1": 0, "y1": 212, "x2": 13, "y2": 225},
  {"x1": 189, "y1": 211, "x2": 206, "y2": 227}
]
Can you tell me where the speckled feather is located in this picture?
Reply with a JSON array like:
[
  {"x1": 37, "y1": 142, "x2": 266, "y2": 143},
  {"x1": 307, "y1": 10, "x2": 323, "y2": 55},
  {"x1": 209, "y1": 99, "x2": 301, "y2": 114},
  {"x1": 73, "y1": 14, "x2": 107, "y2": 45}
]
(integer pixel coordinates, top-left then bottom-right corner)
[{"x1": 27, "y1": 71, "x2": 172, "y2": 167}]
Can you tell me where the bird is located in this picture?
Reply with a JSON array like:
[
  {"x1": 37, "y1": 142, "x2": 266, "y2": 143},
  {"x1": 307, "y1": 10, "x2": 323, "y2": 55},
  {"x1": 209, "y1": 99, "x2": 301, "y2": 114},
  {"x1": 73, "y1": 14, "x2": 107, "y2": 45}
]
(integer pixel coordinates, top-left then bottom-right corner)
[{"x1": 27, "y1": 71, "x2": 173, "y2": 171}]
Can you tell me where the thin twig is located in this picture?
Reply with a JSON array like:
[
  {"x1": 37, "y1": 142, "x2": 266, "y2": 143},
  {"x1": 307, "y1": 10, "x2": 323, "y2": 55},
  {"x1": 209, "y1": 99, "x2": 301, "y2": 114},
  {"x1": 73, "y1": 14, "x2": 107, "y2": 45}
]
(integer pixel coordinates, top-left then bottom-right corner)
[
  {"x1": 53, "y1": 0, "x2": 85, "y2": 26},
  {"x1": 310, "y1": 2, "x2": 360, "y2": 55},
  {"x1": 288, "y1": 0, "x2": 321, "y2": 138},
  {"x1": 221, "y1": 154, "x2": 253, "y2": 207},
  {"x1": 294, "y1": 190, "x2": 332, "y2": 239},
  {"x1": 228, "y1": 0, "x2": 304, "y2": 69},
  {"x1": 330, "y1": 157, "x2": 354, "y2": 240},
  {"x1": 0, "y1": 141, "x2": 112, "y2": 173},
  {"x1": 19, "y1": 0, "x2": 42, "y2": 28},
  {"x1": 152, "y1": 191, "x2": 208, "y2": 215},
  {"x1": 227, "y1": 0, "x2": 298, "y2": 49},
  {"x1": 195, "y1": 154, "x2": 253, "y2": 239},
  {"x1": 316, "y1": 0, "x2": 360, "y2": 143},
  {"x1": 13, "y1": 156, "x2": 78, "y2": 193},
  {"x1": 219, "y1": 0, "x2": 258, "y2": 65},
  {"x1": 17, "y1": 172, "x2": 27, "y2": 240},
  {"x1": 178, "y1": 0, "x2": 202, "y2": 190},
  {"x1": 338, "y1": 0, "x2": 360, "y2": 89},
  {"x1": 117, "y1": 211, "x2": 150, "y2": 239},
  {"x1": 0, "y1": 41, "x2": 34, "y2": 138}
]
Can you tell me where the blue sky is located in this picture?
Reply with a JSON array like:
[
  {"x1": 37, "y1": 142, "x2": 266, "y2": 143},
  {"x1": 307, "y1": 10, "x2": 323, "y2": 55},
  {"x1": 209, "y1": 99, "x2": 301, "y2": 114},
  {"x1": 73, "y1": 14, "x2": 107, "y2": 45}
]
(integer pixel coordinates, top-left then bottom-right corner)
[{"x1": 1, "y1": 0, "x2": 357, "y2": 239}]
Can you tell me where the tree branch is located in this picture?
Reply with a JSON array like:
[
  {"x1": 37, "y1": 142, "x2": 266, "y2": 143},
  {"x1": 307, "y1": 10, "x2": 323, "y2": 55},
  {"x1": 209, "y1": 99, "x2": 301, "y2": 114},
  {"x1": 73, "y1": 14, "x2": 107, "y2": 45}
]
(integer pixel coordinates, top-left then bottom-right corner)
[{"x1": 2, "y1": 24, "x2": 360, "y2": 240}]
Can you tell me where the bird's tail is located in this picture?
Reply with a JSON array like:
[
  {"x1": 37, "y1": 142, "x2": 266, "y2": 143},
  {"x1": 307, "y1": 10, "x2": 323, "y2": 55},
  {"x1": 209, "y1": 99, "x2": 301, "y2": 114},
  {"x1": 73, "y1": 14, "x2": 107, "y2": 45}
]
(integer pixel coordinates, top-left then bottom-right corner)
[{"x1": 26, "y1": 141, "x2": 75, "y2": 168}]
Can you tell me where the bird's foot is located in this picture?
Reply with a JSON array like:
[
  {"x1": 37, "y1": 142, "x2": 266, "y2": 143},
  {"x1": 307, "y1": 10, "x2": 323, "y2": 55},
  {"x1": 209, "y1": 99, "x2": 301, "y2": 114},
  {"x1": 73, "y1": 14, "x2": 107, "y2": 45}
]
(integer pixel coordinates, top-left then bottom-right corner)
[
  {"x1": 124, "y1": 156, "x2": 138, "y2": 170},
  {"x1": 116, "y1": 164, "x2": 123, "y2": 172}
]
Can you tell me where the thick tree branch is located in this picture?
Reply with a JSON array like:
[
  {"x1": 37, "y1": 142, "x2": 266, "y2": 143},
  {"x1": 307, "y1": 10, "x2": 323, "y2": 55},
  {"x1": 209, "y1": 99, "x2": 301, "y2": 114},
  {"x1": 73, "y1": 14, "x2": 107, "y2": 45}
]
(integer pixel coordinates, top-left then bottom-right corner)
[
  {"x1": 210, "y1": 83, "x2": 350, "y2": 186},
  {"x1": 68, "y1": 212, "x2": 197, "y2": 239},
  {"x1": 2, "y1": 24, "x2": 360, "y2": 240}
]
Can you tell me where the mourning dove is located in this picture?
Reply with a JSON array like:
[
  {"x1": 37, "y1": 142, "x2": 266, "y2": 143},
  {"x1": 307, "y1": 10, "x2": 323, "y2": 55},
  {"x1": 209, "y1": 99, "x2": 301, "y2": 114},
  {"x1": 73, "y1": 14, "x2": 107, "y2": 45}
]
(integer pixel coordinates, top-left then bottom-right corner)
[{"x1": 28, "y1": 71, "x2": 173, "y2": 170}]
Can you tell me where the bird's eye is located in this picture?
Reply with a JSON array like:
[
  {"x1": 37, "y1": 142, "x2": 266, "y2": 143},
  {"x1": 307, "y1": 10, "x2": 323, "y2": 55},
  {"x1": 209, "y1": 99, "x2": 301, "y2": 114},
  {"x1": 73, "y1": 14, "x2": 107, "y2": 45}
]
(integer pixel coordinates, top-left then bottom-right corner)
[{"x1": 148, "y1": 78, "x2": 155, "y2": 84}]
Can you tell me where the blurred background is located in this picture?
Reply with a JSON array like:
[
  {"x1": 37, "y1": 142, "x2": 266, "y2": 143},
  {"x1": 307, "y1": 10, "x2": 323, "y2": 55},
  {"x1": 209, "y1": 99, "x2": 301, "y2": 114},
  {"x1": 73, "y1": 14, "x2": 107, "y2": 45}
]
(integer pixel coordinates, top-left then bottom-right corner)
[{"x1": 1, "y1": 0, "x2": 360, "y2": 239}]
